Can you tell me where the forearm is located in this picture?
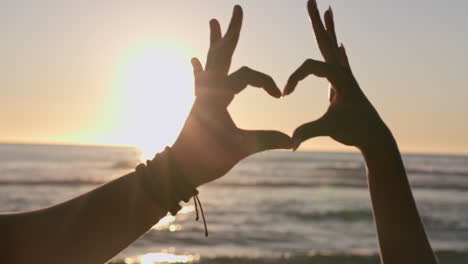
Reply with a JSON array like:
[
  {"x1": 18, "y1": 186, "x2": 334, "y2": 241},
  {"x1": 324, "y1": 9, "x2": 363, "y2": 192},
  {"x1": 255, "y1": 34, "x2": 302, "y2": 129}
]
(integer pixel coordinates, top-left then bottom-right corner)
[
  {"x1": 1, "y1": 171, "x2": 167, "y2": 264},
  {"x1": 360, "y1": 126, "x2": 437, "y2": 264}
]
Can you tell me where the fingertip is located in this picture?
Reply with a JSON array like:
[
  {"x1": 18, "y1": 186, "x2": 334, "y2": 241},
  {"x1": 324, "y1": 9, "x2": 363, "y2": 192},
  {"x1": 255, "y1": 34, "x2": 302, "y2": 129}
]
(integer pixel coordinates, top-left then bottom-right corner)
[
  {"x1": 233, "y1": 5, "x2": 242, "y2": 13},
  {"x1": 339, "y1": 43, "x2": 347, "y2": 55},
  {"x1": 283, "y1": 80, "x2": 296, "y2": 96},
  {"x1": 190, "y1": 57, "x2": 203, "y2": 72},
  {"x1": 265, "y1": 84, "x2": 282, "y2": 99},
  {"x1": 292, "y1": 137, "x2": 302, "y2": 151},
  {"x1": 209, "y1": 19, "x2": 220, "y2": 31},
  {"x1": 270, "y1": 81, "x2": 282, "y2": 98},
  {"x1": 232, "y1": 5, "x2": 243, "y2": 19},
  {"x1": 273, "y1": 89, "x2": 282, "y2": 98}
]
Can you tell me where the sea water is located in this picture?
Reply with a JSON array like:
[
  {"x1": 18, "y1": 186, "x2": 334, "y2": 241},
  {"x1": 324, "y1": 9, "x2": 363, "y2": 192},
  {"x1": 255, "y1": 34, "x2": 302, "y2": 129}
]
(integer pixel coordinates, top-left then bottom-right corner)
[{"x1": 1, "y1": 143, "x2": 467, "y2": 263}]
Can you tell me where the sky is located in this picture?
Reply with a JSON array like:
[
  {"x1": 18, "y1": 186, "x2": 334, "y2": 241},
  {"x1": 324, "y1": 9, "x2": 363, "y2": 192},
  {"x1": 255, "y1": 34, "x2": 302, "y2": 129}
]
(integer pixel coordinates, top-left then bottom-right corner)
[{"x1": 1, "y1": 0, "x2": 467, "y2": 155}]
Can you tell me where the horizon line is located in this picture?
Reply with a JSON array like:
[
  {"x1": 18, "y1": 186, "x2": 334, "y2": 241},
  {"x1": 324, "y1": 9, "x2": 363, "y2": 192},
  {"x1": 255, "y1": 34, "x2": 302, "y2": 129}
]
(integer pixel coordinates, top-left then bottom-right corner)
[{"x1": 1, "y1": 140, "x2": 467, "y2": 157}]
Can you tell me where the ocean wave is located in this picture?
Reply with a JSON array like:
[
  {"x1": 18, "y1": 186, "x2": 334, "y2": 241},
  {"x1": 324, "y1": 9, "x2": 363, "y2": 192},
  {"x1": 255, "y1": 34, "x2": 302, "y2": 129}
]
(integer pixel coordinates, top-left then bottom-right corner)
[
  {"x1": 111, "y1": 160, "x2": 139, "y2": 169},
  {"x1": 111, "y1": 250, "x2": 468, "y2": 264},
  {"x1": 317, "y1": 165, "x2": 365, "y2": 173},
  {"x1": 317, "y1": 165, "x2": 468, "y2": 177},
  {"x1": 3, "y1": 178, "x2": 468, "y2": 192},
  {"x1": 287, "y1": 209, "x2": 373, "y2": 222},
  {"x1": 213, "y1": 180, "x2": 468, "y2": 191},
  {"x1": 213, "y1": 180, "x2": 366, "y2": 188},
  {"x1": 0, "y1": 179, "x2": 105, "y2": 186},
  {"x1": 406, "y1": 167, "x2": 468, "y2": 177}
]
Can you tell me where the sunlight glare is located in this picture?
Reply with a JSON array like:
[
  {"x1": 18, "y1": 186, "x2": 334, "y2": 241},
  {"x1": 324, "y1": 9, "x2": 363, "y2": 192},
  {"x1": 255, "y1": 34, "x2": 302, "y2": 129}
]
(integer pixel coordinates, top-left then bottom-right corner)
[
  {"x1": 124, "y1": 251, "x2": 199, "y2": 264},
  {"x1": 111, "y1": 38, "x2": 194, "y2": 160},
  {"x1": 139, "y1": 252, "x2": 198, "y2": 264}
]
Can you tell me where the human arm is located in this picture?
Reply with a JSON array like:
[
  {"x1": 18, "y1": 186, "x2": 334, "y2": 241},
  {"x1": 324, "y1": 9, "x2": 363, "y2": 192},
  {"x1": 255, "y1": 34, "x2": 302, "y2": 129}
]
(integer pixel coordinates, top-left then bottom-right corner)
[
  {"x1": 0, "y1": 6, "x2": 292, "y2": 264},
  {"x1": 0, "y1": 171, "x2": 166, "y2": 264},
  {"x1": 362, "y1": 125, "x2": 437, "y2": 263},
  {"x1": 283, "y1": 1, "x2": 437, "y2": 263}
]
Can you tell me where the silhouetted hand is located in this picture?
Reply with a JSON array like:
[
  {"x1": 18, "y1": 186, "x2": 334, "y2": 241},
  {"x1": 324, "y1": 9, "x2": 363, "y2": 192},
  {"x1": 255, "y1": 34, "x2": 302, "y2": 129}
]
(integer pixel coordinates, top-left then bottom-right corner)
[
  {"x1": 283, "y1": 0, "x2": 387, "y2": 151},
  {"x1": 172, "y1": 5, "x2": 292, "y2": 187}
]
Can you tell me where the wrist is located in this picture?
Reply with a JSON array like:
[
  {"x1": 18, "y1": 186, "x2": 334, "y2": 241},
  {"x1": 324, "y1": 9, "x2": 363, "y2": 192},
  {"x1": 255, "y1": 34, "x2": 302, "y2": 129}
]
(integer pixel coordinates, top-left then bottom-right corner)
[
  {"x1": 137, "y1": 148, "x2": 200, "y2": 215},
  {"x1": 170, "y1": 142, "x2": 203, "y2": 188},
  {"x1": 358, "y1": 124, "x2": 406, "y2": 174},
  {"x1": 357, "y1": 118, "x2": 394, "y2": 154}
]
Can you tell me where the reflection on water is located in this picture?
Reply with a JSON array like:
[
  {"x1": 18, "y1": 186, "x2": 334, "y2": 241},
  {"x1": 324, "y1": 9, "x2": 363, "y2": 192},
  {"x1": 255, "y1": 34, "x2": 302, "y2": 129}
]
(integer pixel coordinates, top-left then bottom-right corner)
[
  {"x1": 168, "y1": 224, "x2": 182, "y2": 232},
  {"x1": 153, "y1": 215, "x2": 175, "y2": 230},
  {"x1": 125, "y1": 249, "x2": 199, "y2": 264},
  {"x1": 125, "y1": 204, "x2": 197, "y2": 263},
  {"x1": 179, "y1": 205, "x2": 194, "y2": 214},
  {"x1": 152, "y1": 205, "x2": 194, "y2": 231}
]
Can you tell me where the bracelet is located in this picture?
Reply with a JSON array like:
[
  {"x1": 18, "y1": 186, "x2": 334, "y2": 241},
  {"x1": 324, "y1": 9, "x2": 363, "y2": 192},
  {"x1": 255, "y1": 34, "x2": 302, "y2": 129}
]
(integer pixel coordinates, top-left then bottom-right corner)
[{"x1": 136, "y1": 147, "x2": 208, "y2": 237}]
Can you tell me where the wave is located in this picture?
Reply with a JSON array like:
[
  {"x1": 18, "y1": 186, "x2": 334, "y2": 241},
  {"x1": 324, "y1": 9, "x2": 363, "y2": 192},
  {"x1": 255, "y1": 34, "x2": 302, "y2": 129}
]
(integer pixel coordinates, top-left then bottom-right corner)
[
  {"x1": 287, "y1": 209, "x2": 373, "y2": 222},
  {"x1": 317, "y1": 165, "x2": 468, "y2": 177},
  {"x1": 2, "y1": 174, "x2": 468, "y2": 192},
  {"x1": 0, "y1": 179, "x2": 105, "y2": 186},
  {"x1": 111, "y1": 160, "x2": 139, "y2": 169},
  {"x1": 203, "y1": 250, "x2": 468, "y2": 264},
  {"x1": 111, "y1": 250, "x2": 468, "y2": 264},
  {"x1": 4, "y1": 178, "x2": 468, "y2": 191},
  {"x1": 213, "y1": 180, "x2": 468, "y2": 191},
  {"x1": 406, "y1": 167, "x2": 468, "y2": 177},
  {"x1": 214, "y1": 180, "x2": 366, "y2": 188}
]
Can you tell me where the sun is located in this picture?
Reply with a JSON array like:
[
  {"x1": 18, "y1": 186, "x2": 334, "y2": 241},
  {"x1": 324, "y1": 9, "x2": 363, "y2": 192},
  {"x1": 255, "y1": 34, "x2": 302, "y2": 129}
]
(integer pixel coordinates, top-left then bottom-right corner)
[{"x1": 110, "y1": 38, "x2": 194, "y2": 160}]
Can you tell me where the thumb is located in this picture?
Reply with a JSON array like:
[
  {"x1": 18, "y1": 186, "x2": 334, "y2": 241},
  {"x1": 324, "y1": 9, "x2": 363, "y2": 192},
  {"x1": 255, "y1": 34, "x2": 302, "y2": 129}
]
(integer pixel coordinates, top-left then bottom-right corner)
[
  {"x1": 241, "y1": 130, "x2": 293, "y2": 155},
  {"x1": 292, "y1": 115, "x2": 332, "y2": 151},
  {"x1": 191, "y1": 57, "x2": 204, "y2": 74}
]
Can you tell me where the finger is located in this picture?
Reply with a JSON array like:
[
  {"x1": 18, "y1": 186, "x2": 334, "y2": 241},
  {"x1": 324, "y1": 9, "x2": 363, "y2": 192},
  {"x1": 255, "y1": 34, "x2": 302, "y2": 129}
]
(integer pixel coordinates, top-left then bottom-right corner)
[
  {"x1": 307, "y1": 0, "x2": 337, "y2": 63},
  {"x1": 292, "y1": 115, "x2": 331, "y2": 151},
  {"x1": 191, "y1": 57, "x2": 203, "y2": 74},
  {"x1": 225, "y1": 66, "x2": 282, "y2": 98},
  {"x1": 206, "y1": 19, "x2": 222, "y2": 69},
  {"x1": 191, "y1": 57, "x2": 204, "y2": 96},
  {"x1": 209, "y1": 19, "x2": 222, "y2": 47},
  {"x1": 224, "y1": 5, "x2": 243, "y2": 44},
  {"x1": 283, "y1": 59, "x2": 340, "y2": 96},
  {"x1": 339, "y1": 43, "x2": 350, "y2": 68},
  {"x1": 241, "y1": 130, "x2": 293, "y2": 154},
  {"x1": 217, "y1": 5, "x2": 243, "y2": 69},
  {"x1": 324, "y1": 7, "x2": 339, "y2": 51}
]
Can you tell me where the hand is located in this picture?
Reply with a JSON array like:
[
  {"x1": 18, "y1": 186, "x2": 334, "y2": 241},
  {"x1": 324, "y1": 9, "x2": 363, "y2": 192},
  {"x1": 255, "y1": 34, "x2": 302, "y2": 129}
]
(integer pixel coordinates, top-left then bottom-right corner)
[
  {"x1": 283, "y1": 0, "x2": 388, "y2": 151},
  {"x1": 172, "y1": 5, "x2": 292, "y2": 187}
]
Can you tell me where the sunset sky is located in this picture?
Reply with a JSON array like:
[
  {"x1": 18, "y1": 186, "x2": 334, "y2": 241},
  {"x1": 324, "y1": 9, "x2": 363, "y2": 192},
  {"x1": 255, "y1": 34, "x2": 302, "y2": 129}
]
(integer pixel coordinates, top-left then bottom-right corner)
[{"x1": 1, "y1": 0, "x2": 467, "y2": 155}]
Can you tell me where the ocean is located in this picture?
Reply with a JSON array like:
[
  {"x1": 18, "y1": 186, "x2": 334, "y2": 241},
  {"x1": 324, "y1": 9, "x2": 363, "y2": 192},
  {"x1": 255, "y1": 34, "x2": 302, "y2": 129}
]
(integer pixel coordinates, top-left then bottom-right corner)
[{"x1": 1, "y1": 143, "x2": 467, "y2": 263}]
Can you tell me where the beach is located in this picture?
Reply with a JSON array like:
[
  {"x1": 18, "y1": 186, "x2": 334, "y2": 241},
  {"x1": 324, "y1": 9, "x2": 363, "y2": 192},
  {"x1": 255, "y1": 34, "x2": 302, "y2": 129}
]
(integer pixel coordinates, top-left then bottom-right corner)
[{"x1": 1, "y1": 143, "x2": 467, "y2": 263}]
